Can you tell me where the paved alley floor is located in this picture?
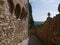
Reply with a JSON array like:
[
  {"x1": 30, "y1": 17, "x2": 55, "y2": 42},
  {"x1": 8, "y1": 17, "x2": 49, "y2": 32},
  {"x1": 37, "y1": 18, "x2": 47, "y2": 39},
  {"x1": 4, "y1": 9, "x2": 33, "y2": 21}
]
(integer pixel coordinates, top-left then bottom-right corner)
[{"x1": 18, "y1": 35, "x2": 44, "y2": 45}]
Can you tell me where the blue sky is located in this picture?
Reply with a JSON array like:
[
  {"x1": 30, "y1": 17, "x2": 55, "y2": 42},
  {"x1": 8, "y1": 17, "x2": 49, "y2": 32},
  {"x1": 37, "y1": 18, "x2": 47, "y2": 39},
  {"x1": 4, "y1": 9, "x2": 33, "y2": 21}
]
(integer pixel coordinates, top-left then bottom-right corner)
[{"x1": 29, "y1": 0, "x2": 60, "y2": 21}]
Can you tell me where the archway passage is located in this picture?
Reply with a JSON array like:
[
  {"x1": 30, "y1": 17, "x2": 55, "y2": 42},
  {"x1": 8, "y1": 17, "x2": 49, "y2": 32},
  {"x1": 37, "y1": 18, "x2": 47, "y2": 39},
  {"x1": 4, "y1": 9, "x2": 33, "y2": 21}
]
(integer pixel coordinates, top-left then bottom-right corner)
[
  {"x1": 7, "y1": 0, "x2": 14, "y2": 14},
  {"x1": 15, "y1": 3, "x2": 21, "y2": 19}
]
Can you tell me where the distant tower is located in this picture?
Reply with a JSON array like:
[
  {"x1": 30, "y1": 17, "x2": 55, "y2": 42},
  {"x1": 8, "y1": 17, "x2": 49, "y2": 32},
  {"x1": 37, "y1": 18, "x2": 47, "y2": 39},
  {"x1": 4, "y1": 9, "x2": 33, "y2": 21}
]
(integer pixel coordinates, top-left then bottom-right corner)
[
  {"x1": 58, "y1": 3, "x2": 60, "y2": 13},
  {"x1": 48, "y1": 12, "x2": 50, "y2": 17}
]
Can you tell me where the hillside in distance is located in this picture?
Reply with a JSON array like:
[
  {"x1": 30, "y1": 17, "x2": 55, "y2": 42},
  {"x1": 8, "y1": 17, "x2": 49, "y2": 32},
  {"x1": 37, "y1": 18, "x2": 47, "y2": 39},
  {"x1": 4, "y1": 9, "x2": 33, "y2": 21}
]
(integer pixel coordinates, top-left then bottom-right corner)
[{"x1": 34, "y1": 21, "x2": 44, "y2": 27}]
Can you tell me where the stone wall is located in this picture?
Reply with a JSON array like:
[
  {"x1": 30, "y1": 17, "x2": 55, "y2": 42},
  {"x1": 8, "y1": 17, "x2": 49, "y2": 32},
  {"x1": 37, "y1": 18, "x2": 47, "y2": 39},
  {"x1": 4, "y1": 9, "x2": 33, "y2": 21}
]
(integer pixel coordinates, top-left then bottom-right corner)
[
  {"x1": 30, "y1": 5, "x2": 60, "y2": 44},
  {"x1": 31, "y1": 14, "x2": 60, "y2": 45},
  {"x1": 0, "y1": 0, "x2": 29, "y2": 45}
]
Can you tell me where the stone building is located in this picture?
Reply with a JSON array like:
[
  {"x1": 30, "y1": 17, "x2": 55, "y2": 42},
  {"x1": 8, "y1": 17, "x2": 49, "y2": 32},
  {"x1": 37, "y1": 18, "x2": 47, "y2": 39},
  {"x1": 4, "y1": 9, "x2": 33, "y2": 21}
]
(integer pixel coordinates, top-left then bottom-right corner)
[{"x1": 0, "y1": 0, "x2": 29, "y2": 45}]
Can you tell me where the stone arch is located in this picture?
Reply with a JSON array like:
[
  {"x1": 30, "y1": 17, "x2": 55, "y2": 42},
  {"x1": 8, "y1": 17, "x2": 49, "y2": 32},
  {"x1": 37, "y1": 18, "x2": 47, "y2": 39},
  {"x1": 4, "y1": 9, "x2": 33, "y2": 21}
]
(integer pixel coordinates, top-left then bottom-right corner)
[
  {"x1": 15, "y1": 3, "x2": 21, "y2": 19},
  {"x1": 7, "y1": 0, "x2": 14, "y2": 14},
  {"x1": 20, "y1": 7, "x2": 27, "y2": 20}
]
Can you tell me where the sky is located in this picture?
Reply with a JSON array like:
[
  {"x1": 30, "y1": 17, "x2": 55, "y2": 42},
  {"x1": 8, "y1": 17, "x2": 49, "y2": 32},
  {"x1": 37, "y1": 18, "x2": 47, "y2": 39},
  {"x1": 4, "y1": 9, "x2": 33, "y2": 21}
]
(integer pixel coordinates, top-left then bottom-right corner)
[{"x1": 29, "y1": 0, "x2": 60, "y2": 22}]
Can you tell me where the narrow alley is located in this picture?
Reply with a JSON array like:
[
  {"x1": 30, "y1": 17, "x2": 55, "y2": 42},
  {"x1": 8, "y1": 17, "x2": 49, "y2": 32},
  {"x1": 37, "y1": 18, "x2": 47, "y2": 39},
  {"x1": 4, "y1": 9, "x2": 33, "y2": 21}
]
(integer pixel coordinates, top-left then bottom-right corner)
[{"x1": 18, "y1": 35, "x2": 44, "y2": 45}]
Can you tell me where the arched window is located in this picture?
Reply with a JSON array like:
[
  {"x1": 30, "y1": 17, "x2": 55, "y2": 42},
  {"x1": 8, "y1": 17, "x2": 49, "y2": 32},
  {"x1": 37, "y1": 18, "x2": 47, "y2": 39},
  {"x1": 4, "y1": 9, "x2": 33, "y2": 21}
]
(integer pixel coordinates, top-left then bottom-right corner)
[
  {"x1": 15, "y1": 3, "x2": 21, "y2": 19},
  {"x1": 7, "y1": 0, "x2": 14, "y2": 14}
]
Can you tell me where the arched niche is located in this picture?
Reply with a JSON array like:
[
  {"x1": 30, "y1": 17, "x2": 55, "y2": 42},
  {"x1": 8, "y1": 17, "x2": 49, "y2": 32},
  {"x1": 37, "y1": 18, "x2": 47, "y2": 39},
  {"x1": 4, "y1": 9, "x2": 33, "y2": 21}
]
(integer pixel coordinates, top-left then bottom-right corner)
[
  {"x1": 7, "y1": 0, "x2": 14, "y2": 14},
  {"x1": 0, "y1": 0, "x2": 4, "y2": 6},
  {"x1": 15, "y1": 3, "x2": 21, "y2": 19},
  {"x1": 20, "y1": 7, "x2": 27, "y2": 20}
]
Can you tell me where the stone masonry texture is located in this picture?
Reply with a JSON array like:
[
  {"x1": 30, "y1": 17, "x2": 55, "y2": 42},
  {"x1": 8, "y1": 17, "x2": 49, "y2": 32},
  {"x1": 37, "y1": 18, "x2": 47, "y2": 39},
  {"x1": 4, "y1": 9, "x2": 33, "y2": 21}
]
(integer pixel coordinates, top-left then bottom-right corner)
[{"x1": 0, "y1": 0, "x2": 29, "y2": 45}]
